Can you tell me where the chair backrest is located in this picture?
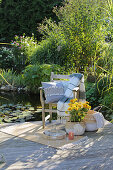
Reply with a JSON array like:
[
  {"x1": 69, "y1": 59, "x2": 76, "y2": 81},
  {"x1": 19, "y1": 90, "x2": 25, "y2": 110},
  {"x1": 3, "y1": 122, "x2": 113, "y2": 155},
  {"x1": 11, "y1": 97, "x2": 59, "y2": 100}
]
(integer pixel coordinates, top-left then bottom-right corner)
[
  {"x1": 51, "y1": 72, "x2": 86, "y2": 101},
  {"x1": 50, "y1": 72, "x2": 70, "y2": 82}
]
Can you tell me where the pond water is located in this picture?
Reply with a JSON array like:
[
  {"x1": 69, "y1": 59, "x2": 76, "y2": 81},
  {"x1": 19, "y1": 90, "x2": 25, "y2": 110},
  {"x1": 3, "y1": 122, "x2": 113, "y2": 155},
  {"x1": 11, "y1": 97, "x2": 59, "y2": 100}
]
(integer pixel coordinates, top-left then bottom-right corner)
[
  {"x1": 0, "y1": 91, "x2": 41, "y2": 108},
  {"x1": 0, "y1": 91, "x2": 42, "y2": 123}
]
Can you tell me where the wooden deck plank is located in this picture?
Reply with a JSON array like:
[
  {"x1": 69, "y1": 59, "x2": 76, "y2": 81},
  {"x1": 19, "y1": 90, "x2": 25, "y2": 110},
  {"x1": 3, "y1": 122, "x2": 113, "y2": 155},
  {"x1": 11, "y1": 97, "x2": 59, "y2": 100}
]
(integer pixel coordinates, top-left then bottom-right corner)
[
  {"x1": 0, "y1": 131, "x2": 56, "y2": 169},
  {"x1": 0, "y1": 121, "x2": 113, "y2": 170}
]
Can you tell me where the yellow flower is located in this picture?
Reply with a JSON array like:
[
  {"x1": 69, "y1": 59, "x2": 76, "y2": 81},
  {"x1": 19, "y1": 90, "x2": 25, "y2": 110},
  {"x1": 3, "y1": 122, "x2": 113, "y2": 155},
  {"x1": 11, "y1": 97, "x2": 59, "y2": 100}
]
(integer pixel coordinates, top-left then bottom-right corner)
[
  {"x1": 88, "y1": 106, "x2": 91, "y2": 110},
  {"x1": 78, "y1": 112, "x2": 81, "y2": 116},
  {"x1": 83, "y1": 103, "x2": 91, "y2": 109},
  {"x1": 72, "y1": 106, "x2": 75, "y2": 110},
  {"x1": 74, "y1": 106, "x2": 79, "y2": 110},
  {"x1": 73, "y1": 102, "x2": 77, "y2": 106},
  {"x1": 74, "y1": 98, "x2": 78, "y2": 102},
  {"x1": 68, "y1": 107, "x2": 72, "y2": 111},
  {"x1": 83, "y1": 103, "x2": 87, "y2": 108},
  {"x1": 78, "y1": 104, "x2": 82, "y2": 108},
  {"x1": 66, "y1": 100, "x2": 91, "y2": 122},
  {"x1": 70, "y1": 99, "x2": 75, "y2": 103},
  {"x1": 65, "y1": 111, "x2": 69, "y2": 114},
  {"x1": 68, "y1": 103, "x2": 72, "y2": 106}
]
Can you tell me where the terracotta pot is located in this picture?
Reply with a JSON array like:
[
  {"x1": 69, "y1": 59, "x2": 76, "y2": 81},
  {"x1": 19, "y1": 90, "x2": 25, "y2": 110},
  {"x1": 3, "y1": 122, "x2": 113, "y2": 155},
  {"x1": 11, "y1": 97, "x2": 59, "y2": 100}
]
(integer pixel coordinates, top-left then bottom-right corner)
[{"x1": 65, "y1": 121, "x2": 85, "y2": 135}]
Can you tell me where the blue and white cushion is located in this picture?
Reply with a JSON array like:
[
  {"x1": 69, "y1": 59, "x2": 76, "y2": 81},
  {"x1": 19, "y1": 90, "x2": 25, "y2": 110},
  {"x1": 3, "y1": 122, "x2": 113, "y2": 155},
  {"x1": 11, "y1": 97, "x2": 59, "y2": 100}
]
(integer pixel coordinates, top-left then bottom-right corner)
[
  {"x1": 42, "y1": 81, "x2": 64, "y2": 103},
  {"x1": 57, "y1": 73, "x2": 84, "y2": 116}
]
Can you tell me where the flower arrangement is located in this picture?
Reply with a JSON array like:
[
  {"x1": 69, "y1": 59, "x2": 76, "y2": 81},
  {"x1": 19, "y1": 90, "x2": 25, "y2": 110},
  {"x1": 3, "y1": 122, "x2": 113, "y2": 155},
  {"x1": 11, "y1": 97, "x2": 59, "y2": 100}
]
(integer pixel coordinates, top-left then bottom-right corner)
[{"x1": 65, "y1": 98, "x2": 91, "y2": 122}]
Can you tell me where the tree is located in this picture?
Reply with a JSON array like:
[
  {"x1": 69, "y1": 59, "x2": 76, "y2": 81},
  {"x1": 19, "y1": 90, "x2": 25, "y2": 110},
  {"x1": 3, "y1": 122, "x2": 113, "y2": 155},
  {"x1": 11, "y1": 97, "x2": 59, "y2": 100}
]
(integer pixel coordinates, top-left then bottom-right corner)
[{"x1": 0, "y1": 0, "x2": 63, "y2": 42}]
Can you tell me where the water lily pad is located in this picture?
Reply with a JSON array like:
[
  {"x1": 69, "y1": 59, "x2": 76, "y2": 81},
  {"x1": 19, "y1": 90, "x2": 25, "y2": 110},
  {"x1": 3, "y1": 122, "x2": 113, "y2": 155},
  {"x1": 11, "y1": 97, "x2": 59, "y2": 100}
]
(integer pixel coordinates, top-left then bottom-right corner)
[
  {"x1": 22, "y1": 111, "x2": 32, "y2": 115},
  {"x1": 29, "y1": 107, "x2": 34, "y2": 111},
  {"x1": 3, "y1": 118, "x2": 13, "y2": 123},
  {"x1": 18, "y1": 115, "x2": 25, "y2": 119},
  {"x1": 16, "y1": 110, "x2": 22, "y2": 113},
  {"x1": 25, "y1": 105, "x2": 31, "y2": 107},
  {"x1": 0, "y1": 106, "x2": 5, "y2": 109},
  {"x1": 2, "y1": 104, "x2": 7, "y2": 107},
  {"x1": 16, "y1": 106, "x2": 22, "y2": 109},
  {"x1": 16, "y1": 104, "x2": 23, "y2": 106},
  {"x1": 20, "y1": 107, "x2": 26, "y2": 111},
  {"x1": 12, "y1": 117, "x2": 19, "y2": 120},
  {"x1": 4, "y1": 110, "x2": 10, "y2": 114},
  {"x1": 8, "y1": 104, "x2": 13, "y2": 107},
  {"x1": 0, "y1": 102, "x2": 37, "y2": 124},
  {"x1": 0, "y1": 118, "x2": 3, "y2": 124},
  {"x1": 9, "y1": 115, "x2": 14, "y2": 118}
]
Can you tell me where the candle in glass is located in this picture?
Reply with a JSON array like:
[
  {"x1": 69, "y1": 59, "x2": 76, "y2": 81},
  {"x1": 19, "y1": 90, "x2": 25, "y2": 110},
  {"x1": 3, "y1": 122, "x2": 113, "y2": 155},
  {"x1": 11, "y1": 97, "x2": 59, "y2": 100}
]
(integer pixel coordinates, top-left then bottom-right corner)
[{"x1": 68, "y1": 132, "x2": 74, "y2": 140}]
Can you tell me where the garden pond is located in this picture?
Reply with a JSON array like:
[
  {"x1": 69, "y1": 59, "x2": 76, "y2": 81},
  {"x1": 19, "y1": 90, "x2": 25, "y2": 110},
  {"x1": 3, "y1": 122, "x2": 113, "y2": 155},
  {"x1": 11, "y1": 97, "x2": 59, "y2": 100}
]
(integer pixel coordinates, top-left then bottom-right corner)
[{"x1": 0, "y1": 91, "x2": 43, "y2": 124}]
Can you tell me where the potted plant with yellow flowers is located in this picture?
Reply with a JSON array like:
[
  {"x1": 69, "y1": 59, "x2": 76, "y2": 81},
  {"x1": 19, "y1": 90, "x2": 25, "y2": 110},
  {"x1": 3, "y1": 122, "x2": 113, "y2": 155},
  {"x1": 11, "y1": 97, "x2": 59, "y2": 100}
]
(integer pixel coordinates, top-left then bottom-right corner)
[{"x1": 65, "y1": 98, "x2": 91, "y2": 135}]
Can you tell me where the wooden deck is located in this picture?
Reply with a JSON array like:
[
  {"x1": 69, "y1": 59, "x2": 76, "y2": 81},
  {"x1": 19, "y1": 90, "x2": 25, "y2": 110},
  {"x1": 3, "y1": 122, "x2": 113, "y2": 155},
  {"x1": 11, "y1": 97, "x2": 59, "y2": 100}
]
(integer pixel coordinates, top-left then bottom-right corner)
[{"x1": 0, "y1": 121, "x2": 113, "y2": 170}]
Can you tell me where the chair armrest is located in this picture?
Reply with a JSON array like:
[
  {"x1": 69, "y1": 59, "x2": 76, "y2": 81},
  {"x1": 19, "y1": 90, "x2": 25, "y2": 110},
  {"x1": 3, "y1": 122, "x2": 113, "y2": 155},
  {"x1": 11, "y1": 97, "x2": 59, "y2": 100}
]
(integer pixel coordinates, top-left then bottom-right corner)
[
  {"x1": 72, "y1": 87, "x2": 79, "y2": 100},
  {"x1": 72, "y1": 87, "x2": 79, "y2": 92},
  {"x1": 38, "y1": 87, "x2": 44, "y2": 90}
]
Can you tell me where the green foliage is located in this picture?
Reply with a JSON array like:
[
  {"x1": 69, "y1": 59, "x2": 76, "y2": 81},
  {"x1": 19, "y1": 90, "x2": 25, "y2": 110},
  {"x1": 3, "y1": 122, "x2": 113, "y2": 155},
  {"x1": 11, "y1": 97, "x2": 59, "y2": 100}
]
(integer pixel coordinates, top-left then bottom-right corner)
[
  {"x1": 0, "y1": 69, "x2": 24, "y2": 87},
  {"x1": 101, "y1": 90, "x2": 113, "y2": 109},
  {"x1": 100, "y1": 90, "x2": 113, "y2": 120},
  {"x1": 37, "y1": 0, "x2": 109, "y2": 71},
  {"x1": 95, "y1": 0, "x2": 113, "y2": 92},
  {"x1": 0, "y1": 47, "x2": 14, "y2": 69},
  {"x1": 105, "y1": 0, "x2": 113, "y2": 42},
  {"x1": 86, "y1": 80, "x2": 113, "y2": 120},
  {"x1": 11, "y1": 34, "x2": 37, "y2": 73},
  {"x1": 0, "y1": 69, "x2": 15, "y2": 85},
  {"x1": 97, "y1": 76, "x2": 113, "y2": 96},
  {"x1": 85, "y1": 82, "x2": 99, "y2": 107},
  {"x1": 96, "y1": 43, "x2": 113, "y2": 77},
  {"x1": 0, "y1": 0, "x2": 63, "y2": 42},
  {"x1": 0, "y1": 64, "x2": 63, "y2": 92},
  {"x1": 23, "y1": 64, "x2": 62, "y2": 93},
  {"x1": 30, "y1": 34, "x2": 67, "y2": 66},
  {"x1": 86, "y1": 76, "x2": 113, "y2": 106},
  {"x1": 0, "y1": 34, "x2": 38, "y2": 73}
]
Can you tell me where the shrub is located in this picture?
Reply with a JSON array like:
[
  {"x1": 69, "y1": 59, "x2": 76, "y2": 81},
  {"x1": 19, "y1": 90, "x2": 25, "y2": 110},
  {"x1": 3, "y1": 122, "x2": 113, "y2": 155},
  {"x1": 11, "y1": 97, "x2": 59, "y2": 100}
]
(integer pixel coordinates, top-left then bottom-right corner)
[
  {"x1": 10, "y1": 34, "x2": 37, "y2": 73},
  {"x1": 85, "y1": 82, "x2": 99, "y2": 108},
  {"x1": 0, "y1": 47, "x2": 14, "y2": 70},
  {"x1": 30, "y1": 34, "x2": 67, "y2": 67},
  {"x1": 100, "y1": 90, "x2": 113, "y2": 120},
  {"x1": 38, "y1": 0, "x2": 110, "y2": 71},
  {"x1": 86, "y1": 79, "x2": 113, "y2": 120},
  {"x1": 22, "y1": 64, "x2": 63, "y2": 93}
]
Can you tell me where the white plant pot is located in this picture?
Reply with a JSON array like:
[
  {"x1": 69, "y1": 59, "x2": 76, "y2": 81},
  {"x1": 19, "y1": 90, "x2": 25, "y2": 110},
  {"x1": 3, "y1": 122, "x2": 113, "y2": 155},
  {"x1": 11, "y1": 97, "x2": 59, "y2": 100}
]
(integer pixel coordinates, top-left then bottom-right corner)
[{"x1": 65, "y1": 122, "x2": 85, "y2": 135}]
